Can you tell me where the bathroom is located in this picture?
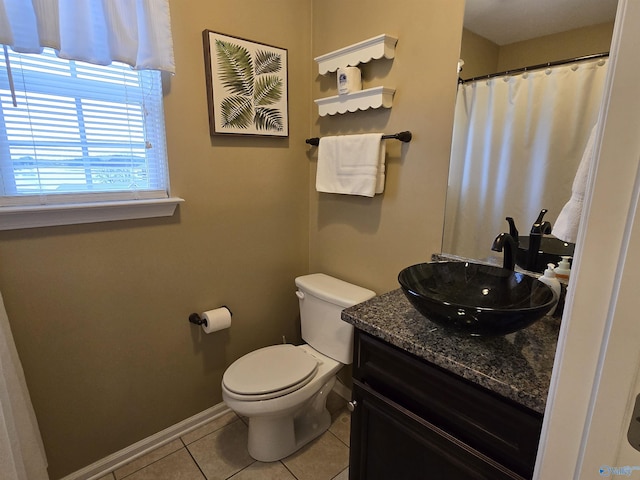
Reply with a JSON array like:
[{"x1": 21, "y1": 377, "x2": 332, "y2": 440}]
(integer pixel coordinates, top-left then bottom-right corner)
[{"x1": 1, "y1": 0, "x2": 639, "y2": 479}]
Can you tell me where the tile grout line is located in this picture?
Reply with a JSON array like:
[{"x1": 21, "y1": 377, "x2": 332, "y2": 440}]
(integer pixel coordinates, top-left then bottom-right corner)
[
  {"x1": 116, "y1": 416, "x2": 241, "y2": 480},
  {"x1": 327, "y1": 428, "x2": 350, "y2": 449},
  {"x1": 177, "y1": 436, "x2": 208, "y2": 479},
  {"x1": 113, "y1": 409, "x2": 350, "y2": 480},
  {"x1": 280, "y1": 459, "x2": 299, "y2": 480},
  {"x1": 221, "y1": 459, "x2": 259, "y2": 480},
  {"x1": 115, "y1": 444, "x2": 183, "y2": 480},
  {"x1": 182, "y1": 443, "x2": 209, "y2": 480}
]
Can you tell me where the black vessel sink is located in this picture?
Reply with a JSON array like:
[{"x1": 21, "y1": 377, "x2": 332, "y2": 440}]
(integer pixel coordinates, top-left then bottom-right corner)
[
  {"x1": 398, "y1": 262, "x2": 557, "y2": 336},
  {"x1": 515, "y1": 236, "x2": 575, "y2": 273}
]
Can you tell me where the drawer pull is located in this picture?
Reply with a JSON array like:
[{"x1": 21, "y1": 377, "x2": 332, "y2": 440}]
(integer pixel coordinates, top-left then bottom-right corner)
[{"x1": 347, "y1": 400, "x2": 358, "y2": 412}]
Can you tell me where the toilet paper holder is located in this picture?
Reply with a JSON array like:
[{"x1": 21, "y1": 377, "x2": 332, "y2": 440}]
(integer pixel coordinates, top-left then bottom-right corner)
[{"x1": 188, "y1": 306, "x2": 233, "y2": 327}]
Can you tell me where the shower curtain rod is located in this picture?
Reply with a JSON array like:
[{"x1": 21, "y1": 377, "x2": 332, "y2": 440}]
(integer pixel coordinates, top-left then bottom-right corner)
[{"x1": 459, "y1": 52, "x2": 609, "y2": 84}]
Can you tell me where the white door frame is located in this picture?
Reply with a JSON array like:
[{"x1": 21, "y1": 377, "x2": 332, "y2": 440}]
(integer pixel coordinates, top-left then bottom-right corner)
[{"x1": 535, "y1": 0, "x2": 640, "y2": 478}]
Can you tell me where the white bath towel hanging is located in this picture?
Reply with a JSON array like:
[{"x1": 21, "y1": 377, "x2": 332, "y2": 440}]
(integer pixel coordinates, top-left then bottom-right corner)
[
  {"x1": 553, "y1": 124, "x2": 598, "y2": 243},
  {"x1": 316, "y1": 133, "x2": 385, "y2": 197}
]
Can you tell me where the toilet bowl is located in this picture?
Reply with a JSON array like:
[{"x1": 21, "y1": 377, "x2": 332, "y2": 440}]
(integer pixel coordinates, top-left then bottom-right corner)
[
  {"x1": 222, "y1": 344, "x2": 341, "y2": 461},
  {"x1": 221, "y1": 273, "x2": 375, "y2": 462}
]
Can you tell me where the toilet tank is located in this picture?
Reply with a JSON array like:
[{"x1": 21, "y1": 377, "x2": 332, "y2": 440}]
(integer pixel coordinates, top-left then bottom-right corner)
[{"x1": 295, "y1": 273, "x2": 375, "y2": 364}]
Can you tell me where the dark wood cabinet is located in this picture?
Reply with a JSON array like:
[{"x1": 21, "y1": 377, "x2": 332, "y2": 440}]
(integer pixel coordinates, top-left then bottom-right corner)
[{"x1": 349, "y1": 330, "x2": 543, "y2": 480}]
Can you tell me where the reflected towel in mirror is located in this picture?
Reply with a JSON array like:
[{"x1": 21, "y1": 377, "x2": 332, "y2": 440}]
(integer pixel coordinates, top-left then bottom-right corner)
[{"x1": 553, "y1": 124, "x2": 598, "y2": 243}]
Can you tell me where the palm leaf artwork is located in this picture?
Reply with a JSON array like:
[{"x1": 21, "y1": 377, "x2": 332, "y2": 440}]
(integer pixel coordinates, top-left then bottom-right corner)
[
  {"x1": 220, "y1": 96, "x2": 254, "y2": 129},
  {"x1": 215, "y1": 40, "x2": 254, "y2": 97},
  {"x1": 255, "y1": 50, "x2": 282, "y2": 75},
  {"x1": 254, "y1": 108, "x2": 283, "y2": 132},
  {"x1": 254, "y1": 76, "x2": 283, "y2": 106},
  {"x1": 214, "y1": 37, "x2": 286, "y2": 134}
]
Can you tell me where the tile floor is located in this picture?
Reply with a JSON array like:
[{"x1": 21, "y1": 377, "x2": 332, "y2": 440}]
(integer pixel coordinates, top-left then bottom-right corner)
[{"x1": 96, "y1": 394, "x2": 351, "y2": 480}]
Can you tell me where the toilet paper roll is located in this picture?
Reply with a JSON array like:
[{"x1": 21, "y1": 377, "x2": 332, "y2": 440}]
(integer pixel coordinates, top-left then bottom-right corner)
[
  {"x1": 337, "y1": 66, "x2": 362, "y2": 95},
  {"x1": 201, "y1": 307, "x2": 232, "y2": 334}
]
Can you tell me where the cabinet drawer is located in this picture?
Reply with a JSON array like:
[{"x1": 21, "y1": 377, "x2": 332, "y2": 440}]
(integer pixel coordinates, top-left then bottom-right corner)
[{"x1": 353, "y1": 331, "x2": 542, "y2": 478}]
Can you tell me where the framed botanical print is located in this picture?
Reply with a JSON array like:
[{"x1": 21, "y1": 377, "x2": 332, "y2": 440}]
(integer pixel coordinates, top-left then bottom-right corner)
[{"x1": 203, "y1": 30, "x2": 289, "y2": 137}]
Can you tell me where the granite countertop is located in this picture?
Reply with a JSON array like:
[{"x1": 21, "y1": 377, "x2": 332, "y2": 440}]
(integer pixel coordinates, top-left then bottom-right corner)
[{"x1": 341, "y1": 288, "x2": 561, "y2": 414}]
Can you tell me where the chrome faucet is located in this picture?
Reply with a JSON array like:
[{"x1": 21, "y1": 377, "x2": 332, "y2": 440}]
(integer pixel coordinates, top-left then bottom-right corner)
[{"x1": 491, "y1": 232, "x2": 517, "y2": 271}]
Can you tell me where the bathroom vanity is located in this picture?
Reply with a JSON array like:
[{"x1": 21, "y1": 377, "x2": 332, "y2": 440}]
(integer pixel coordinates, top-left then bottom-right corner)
[{"x1": 341, "y1": 289, "x2": 560, "y2": 480}]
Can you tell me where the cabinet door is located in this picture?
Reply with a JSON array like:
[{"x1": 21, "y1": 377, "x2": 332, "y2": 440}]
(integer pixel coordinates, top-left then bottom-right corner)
[
  {"x1": 354, "y1": 330, "x2": 541, "y2": 477},
  {"x1": 350, "y1": 381, "x2": 524, "y2": 480}
]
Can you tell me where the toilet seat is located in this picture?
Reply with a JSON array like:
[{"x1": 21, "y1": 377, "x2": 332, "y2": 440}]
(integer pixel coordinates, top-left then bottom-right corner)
[{"x1": 223, "y1": 345, "x2": 319, "y2": 401}]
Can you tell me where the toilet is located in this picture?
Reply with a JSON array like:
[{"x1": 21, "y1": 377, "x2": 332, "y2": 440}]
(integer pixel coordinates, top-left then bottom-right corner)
[{"x1": 221, "y1": 273, "x2": 375, "y2": 462}]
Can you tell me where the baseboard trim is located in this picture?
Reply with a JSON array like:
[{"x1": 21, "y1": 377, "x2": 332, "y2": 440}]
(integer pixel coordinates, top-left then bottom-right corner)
[
  {"x1": 59, "y1": 383, "x2": 351, "y2": 480},
  {"x1": 59, "y1": 402, "x2": 231, "y2": 480}
]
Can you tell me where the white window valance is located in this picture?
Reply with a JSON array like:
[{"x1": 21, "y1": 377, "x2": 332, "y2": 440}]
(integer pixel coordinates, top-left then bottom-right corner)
[{"x1": 0, "y1": 0, "x2": 175, "y2": 73}]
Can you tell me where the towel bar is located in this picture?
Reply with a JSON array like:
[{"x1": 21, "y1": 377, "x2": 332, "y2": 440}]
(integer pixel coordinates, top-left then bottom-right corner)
[{"x1": 305, "y1": 131, "x2": 412, "y2": 146}]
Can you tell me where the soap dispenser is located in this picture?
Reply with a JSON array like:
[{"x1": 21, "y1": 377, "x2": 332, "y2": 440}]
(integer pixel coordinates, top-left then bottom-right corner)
[
  {"x1": 538, "y1": 263, "x2": 561, "y2": 315},
  {"x1": 555, "y1": 256, "x2": 572, "y2": 281}
]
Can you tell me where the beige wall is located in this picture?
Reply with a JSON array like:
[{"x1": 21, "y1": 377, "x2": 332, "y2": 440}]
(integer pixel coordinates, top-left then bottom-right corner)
[
  {"x1": 460, "y1": 22, "x2": 615, "y2": 81},
  {"x1": 309, "y1": 0, "x2": 465, "y2": 295},
  {"x1": 0, "y1": 1, "x2": 311, "y2": 477},
  {"x1": 498, "y1": 22, "x2": 614, "y2": 72},
  {"x1": 459, "y1": 28, "x2": 499, "y2": 80}
]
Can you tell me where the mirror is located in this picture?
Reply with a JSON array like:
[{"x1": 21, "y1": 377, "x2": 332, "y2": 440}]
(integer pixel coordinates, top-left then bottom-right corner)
[{"x1": 442, "y1": 0, "x2": 618, "y2": 269}]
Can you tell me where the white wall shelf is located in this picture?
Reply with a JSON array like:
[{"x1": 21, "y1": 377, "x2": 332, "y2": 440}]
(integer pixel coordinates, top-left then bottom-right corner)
[
  {"x1": 314, "y1": 87, "x2": 395, "y2": 116},
  {"x1": 314, "y1": 34, "x2": 398, "y2": 75}
]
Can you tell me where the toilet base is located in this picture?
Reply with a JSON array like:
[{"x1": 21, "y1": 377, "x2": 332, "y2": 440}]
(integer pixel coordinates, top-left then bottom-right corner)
[{"x1": 247, "y1": 376, "x2": 336, "y2": 462}]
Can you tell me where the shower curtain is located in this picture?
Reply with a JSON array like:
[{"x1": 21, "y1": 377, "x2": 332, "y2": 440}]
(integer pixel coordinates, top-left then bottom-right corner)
[
  {"x1": 443, "y1": 57, "x2": 608, "y2": 262},
  {"x1": 0, "y1": 291, "x2": 48, "y2": 479}
]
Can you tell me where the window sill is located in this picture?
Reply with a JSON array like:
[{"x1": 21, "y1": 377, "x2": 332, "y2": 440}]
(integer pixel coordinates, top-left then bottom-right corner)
[{"x1": 0, "y1": 197, "x2": 184, "y2": 231}]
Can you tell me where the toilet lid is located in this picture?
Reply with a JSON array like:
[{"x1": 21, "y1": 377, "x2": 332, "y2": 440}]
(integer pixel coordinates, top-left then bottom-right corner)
[{"x1": 223, "y1": 344, "x2": 319, "y2": 396}]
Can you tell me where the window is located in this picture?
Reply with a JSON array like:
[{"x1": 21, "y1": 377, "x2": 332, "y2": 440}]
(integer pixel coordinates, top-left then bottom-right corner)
[{"x1": 0, "y1": 46, "x2": 180, "y2": 229}]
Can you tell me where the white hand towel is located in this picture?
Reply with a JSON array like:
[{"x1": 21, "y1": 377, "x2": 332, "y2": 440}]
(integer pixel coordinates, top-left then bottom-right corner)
[
  {"x1": 553, "y1": 124, "x2": 598, "y2": 243},
  {"x1": 316, "y1": 133, "x2": 385, "y2": 197}
]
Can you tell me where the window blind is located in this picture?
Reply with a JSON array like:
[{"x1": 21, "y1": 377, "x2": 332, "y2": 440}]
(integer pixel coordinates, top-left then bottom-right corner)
[{"x1": 0, "y1": 46, "x2": 169, "y2": 207}]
